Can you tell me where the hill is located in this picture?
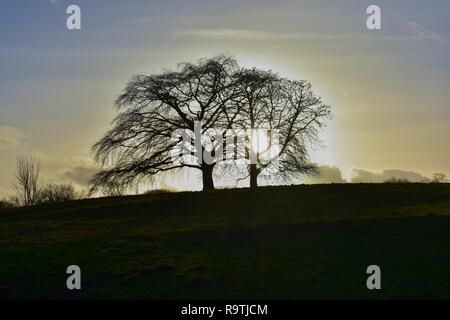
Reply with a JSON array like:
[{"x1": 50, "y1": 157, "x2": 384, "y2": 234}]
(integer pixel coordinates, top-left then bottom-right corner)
[{"x1": 1, "y1": 183, "x2": 450, "y2": 299}]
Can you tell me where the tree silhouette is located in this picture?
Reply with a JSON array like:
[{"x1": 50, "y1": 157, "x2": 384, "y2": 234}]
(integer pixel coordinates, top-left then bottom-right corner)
[
  {"x1": 231, "y1": 68, "x2": 279, "y2": 188},
  {"x1": 40, "y1": 183, "x2": 78, "y2": 203},
  {"x1": 12, "y1": 157, "x2": 41, "y2": 206},
  {"x1": 91, "y1": 55, "x2": 331, "y2": 192},
  {"x1": 91, "y1": 55, "x2": 240, "y2": 192},
  {"x1": 432, "y1": 173, "x2": 448, "y2": 183},
  {"x1": 233, "y1": 69, "x2": 331, "y2": 188}
]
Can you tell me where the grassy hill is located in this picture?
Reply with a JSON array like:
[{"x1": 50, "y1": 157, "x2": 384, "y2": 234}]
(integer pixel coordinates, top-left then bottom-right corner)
[{"x1": 1, "y1": 183, "x2": 450, "y2": 299}]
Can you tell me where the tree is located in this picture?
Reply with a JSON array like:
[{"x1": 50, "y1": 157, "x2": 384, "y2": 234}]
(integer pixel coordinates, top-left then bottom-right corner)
[
  {"x1": 232, "y1": 69, "x2": 331, "y2": 188},
  {"x1": 91, "y1": 55, "x2": 332, "y2": 192},
  {"x1": 431, "y1": 173, "x2": 448, "y2": 183},
  {"x1": 0, "y1": 200, "x2": 14, "y2": 209},
  {"x1": 40, "y1": 183, "x2": 78, "y2": 203},
  {"x1": 13, "y1": 157, "x2": 41, "y2": 206},
  {"x1": 91, "y1": 55, "x2": 240, "y2": 192},
  {"x1": 229, "y1": 68, "x2": 279, "y2": 188},
  {"x1": 384, "y1": 177, "x2": 411, "y2": 183}
]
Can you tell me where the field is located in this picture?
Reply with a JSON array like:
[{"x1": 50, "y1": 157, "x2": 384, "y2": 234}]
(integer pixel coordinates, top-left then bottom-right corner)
[{"x1": 1, "y1": 184, "x2": 450, "y2": 299}]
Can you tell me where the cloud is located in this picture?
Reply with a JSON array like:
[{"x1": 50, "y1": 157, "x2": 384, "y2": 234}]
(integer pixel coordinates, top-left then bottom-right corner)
[
  {"x1": 62, "y1": 159, "x2": 99, "y2": 187},
  {"x1": 303, "y1": 165, "x2": 347, "y2": 184},
  {"x1": 175, "y1": 29, "x2": 415, "y2": 42},
  {"x1": 304, "y1": 166, "x2": 431, "y2": 184},
  {"x1": 350, "y1": 169, "x2": 429, "y2": 183},
  {"x1": 175, "y1": 29, "x2": 357, "y2": 41},
  {"x1": 114, "y1": 18, "x2": 156, "y2": 25},
  {"x1": 0, "y1": 126, "x2": 24, "y2": 150},
  {"x1": 405, "y1": 21, "x2": 444, "y2": 44}
]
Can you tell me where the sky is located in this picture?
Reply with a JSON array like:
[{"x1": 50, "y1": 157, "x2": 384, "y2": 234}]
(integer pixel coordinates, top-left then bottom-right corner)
[{"x1": 1, "y1": 0, "x2": 449, "y2": 196}]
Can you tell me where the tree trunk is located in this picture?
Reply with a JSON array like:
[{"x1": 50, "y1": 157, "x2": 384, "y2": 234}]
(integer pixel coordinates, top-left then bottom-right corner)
[
  {"x1": 201, "y1": 165, "x2": 215, "y2": 191},
  {"x1": 250, "y1": 163, "x2": 258, "y2": 189}
]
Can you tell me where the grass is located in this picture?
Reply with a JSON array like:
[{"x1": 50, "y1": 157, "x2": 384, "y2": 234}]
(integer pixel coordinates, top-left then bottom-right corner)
[{"x1": 1, "y1": 183, "x2": 450, "y2": 299}]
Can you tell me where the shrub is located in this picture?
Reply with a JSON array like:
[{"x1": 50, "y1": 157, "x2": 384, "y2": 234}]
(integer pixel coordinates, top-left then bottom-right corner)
[
  {"x1": 0, "y1": 200, "x2": 14, "y2": 209},
  {"x1": 384, "y1": 177, "x2": 411, "y2": 184},
  {"x1": 431, "y1": 173, "x2": 448, "y2": 183},
  {"x1": 143, "y1": 188, "x2": 174, "y2": 195},
  {"x1": 40, "y1": 184, "x2": 79, "y2": 204}
]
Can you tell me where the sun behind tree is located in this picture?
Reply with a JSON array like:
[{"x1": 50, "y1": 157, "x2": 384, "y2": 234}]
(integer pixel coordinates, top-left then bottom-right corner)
[{"x1": 90, "y1": 55, "x2": 331, "y2": 192}]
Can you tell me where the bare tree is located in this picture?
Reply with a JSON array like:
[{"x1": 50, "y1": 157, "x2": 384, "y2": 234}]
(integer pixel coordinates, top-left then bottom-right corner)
[
  {"x1": 13, "y1": 157, "x2": 41, "y2": 206},
  {"x1": 431, "y1": 173, "x2": 448, "y2": 183},
  {"x1": 91, "y1": 55, "x2": 240, "y2": 192},
  {"x1": 91, "y1": 56, "x2": 331, "y2": 191},
  {"x1": 232, "y1": 69, "x2": 332, "y2": 188},
  {"x1": 40, "y1": 183, "x2": 79, "y2": 203},
  {"x1": 384, "y1": 177, "x2": 411, "y2": 183},
  {"x1": 229, "y1": 68, "x2": 280, "y2": 188}
]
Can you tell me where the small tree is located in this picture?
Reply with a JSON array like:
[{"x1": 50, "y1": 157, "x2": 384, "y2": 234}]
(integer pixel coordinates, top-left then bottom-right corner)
[
  {"x1": 384, "y1": 177, "x2": 410, "y2": 184},
  {"x1": 13, "y1": 157, "x2": 41, "y2": 206},
  {"x1": 431, "y1": 173, "x2": 448, "y2": 183},
  {"x1": 40, "y1": 184, "x2": 78, "y2": 203},
  {"x1": 0, "y1": 200, "x2": 14, "y2": 209}
]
